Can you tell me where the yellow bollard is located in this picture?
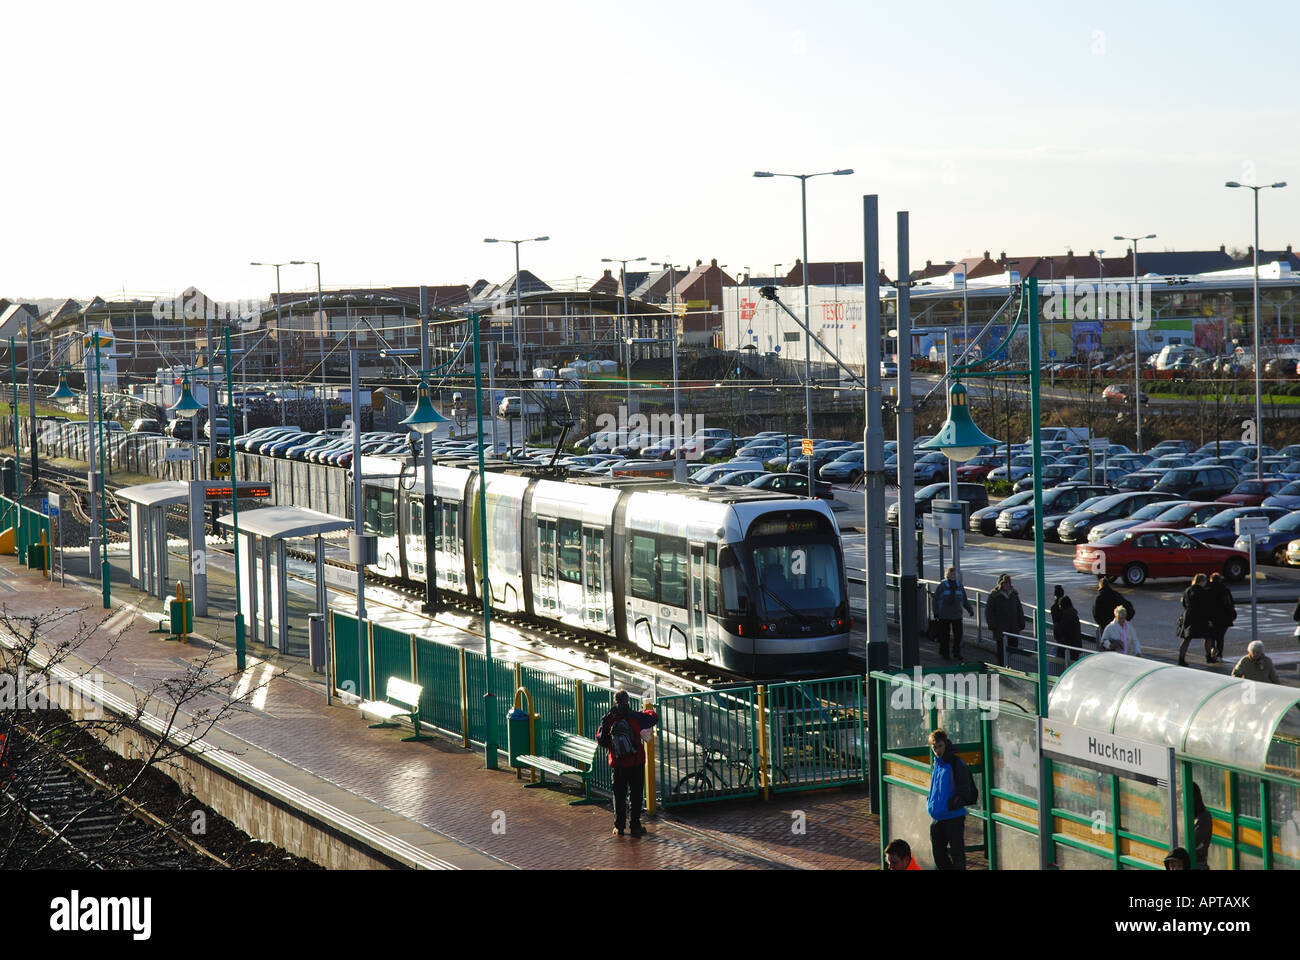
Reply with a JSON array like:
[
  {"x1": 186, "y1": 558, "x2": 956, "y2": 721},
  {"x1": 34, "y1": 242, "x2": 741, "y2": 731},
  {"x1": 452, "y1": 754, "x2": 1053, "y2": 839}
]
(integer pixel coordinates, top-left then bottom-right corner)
[
  {"x1": 40, "y1": 530, "x2": 49, "y2": 579},
  {"x1": 644, "y1": 700, "x2": 657, "y2": 816},
  {"x1": 176, "y1": 581, "x2": 189, "y2": 643},
  {"x1": 757, "y1": 685, "x2": 770, "y2": 801}
]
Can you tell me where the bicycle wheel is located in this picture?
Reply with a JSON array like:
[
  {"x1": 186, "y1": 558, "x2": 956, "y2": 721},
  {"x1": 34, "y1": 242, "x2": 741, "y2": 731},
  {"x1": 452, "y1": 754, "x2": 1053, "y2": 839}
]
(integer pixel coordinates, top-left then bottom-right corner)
[{"x1": 673, "y1": 770, "x2": 715, "y2": 799}]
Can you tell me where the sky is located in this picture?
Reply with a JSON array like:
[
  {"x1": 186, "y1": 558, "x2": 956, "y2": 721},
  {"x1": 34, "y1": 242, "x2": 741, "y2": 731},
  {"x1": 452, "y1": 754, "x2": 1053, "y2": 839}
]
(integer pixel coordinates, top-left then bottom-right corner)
[{"x1": 3, "y1": 0, "x2": 1297, "y2": 302}]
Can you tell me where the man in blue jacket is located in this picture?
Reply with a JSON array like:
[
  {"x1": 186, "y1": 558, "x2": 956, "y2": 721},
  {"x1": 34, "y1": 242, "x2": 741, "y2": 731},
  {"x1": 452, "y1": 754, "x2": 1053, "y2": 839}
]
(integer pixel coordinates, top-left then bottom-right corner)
[{"x1": 926, "y1": 729, "x2": 974, "y2": 869}]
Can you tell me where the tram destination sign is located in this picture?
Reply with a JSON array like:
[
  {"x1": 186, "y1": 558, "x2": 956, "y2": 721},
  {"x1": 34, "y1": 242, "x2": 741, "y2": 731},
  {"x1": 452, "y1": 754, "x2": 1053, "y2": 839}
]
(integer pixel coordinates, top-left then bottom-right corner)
[
  {"x1": 1039, "y1": 718, "x2": 1172, "y2": 787},
  {"x1": 202, "y1": 483, "x2": 272, "y2": 501}
]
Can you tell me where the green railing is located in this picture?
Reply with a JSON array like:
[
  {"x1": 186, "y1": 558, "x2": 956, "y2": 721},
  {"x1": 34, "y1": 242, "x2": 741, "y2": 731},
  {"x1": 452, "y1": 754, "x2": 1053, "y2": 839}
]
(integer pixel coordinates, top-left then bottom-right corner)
[
  {"x1": 766, "y1": 676, "x2": 868, "y2": 793},
  {"x1": 657, "y1": 687, "x2": 760, "y2": 806}
]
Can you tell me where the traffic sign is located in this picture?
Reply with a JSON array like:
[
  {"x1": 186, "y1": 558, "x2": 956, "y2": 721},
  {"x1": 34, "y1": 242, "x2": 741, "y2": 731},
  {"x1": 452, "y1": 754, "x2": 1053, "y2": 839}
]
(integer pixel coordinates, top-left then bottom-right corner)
[
  {"x1": 165, "y1": 447, "x2": 195, "y2": 462},
  {"x1": 1235, "y1": 516, "x2": 1270, "y2": 536},
  {"x1": 48, "y1": 493, "x2": 60, "y2": 512},
  {"x1": 213, "y1": 456, "x2": 232, "y2": 478},
  {"x1": 801, "y1": 438, "x2": 814, "y2": 456},
  {"x1": 1048, "y1": 349, "x2": 1057, "y2": 359}
]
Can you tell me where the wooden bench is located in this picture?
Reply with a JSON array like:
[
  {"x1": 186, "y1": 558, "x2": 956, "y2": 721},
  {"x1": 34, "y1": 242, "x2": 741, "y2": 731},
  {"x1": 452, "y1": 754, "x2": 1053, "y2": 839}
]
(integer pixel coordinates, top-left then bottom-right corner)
[
  {"x1": 517, "y1": 731, "x2": 601, "y2": 805},
  {"x1": 358, "y1": 677, "x2": 429, "y2": 742}
]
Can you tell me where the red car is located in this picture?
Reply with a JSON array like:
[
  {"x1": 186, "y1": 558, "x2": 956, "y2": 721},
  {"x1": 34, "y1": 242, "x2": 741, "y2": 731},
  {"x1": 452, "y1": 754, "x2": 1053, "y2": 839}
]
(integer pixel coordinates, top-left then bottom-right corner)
[
  {"x1": 1216, "y1": 478, "x2": 1287, "y2": 507},
  {"x1": 1124, "y1": 501, "x2": 1224, "y2": 531},
  {"x1": 1102, "y1": 384, "x2": 1149, "y2": 405},
  {"x1": 1074, "y1": 528, "x2": 1249, "y2": 587},
  {"x1": 955, "y1": 454, "x2": 1002, "y2": 482}
]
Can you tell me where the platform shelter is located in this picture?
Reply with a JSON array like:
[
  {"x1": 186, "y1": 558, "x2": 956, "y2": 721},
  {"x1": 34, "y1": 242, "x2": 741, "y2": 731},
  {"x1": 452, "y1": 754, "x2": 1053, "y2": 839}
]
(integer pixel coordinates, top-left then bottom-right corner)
[{"x1": 117, "y1": 481, "x2": 190, "y2": 601}]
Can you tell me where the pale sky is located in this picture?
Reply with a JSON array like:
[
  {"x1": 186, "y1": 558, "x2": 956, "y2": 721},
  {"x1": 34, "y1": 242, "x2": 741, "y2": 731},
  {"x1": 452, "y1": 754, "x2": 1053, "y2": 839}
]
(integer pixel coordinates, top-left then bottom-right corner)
[{"x1": 3, "y1": 0, "x2": 1296, "y2": 302}]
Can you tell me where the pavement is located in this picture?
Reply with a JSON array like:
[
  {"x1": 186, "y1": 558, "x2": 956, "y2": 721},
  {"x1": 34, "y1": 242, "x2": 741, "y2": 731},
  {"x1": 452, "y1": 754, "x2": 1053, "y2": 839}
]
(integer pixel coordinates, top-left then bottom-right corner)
[{"x1": 0, "y1": 547, "x2": 902, "y2": 870}]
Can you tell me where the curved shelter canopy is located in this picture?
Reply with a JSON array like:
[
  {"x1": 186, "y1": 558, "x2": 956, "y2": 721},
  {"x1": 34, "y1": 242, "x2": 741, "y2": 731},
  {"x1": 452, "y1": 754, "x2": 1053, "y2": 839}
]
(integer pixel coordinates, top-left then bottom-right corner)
[{"x1": 1050, "y1": 652, "x2": 1300, "y2": 775}]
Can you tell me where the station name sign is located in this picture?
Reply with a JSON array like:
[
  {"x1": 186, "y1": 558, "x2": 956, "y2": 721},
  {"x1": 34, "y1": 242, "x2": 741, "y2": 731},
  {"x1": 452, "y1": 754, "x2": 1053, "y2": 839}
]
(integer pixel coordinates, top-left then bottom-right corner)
[
  {"x1": 1039, "y1": 718, "x2": 1172, "y2": 787},
  {"x1": 202, "y1": 483, "x2": 272, "y2": 501}
]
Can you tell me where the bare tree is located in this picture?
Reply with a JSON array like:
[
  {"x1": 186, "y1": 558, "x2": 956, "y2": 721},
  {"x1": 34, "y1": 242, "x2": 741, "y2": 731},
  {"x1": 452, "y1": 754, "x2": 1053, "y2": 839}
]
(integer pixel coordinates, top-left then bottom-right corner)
[{"x1": 0, "y1": 605, "x2": 271, "y2": 868}]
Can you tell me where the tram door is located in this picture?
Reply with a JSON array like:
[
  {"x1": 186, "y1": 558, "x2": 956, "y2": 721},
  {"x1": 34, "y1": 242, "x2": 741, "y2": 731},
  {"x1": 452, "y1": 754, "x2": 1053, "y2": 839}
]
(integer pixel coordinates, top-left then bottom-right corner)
[
  {"x1": 689, "y1": 543, "x2": 706, "y2": 657},
  {"x1": 583, "y1": 528, "x2": 605, "y2": 629},
  {"x1": 536, "y1": 519, "x2": 558, "y2": 613}
]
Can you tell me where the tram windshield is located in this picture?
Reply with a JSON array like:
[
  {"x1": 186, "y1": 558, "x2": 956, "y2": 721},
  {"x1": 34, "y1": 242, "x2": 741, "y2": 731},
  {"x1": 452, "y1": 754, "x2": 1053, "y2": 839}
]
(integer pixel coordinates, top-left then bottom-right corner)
[{"x1": 751, "y1": 542, "x2": 845, "y2": 621}]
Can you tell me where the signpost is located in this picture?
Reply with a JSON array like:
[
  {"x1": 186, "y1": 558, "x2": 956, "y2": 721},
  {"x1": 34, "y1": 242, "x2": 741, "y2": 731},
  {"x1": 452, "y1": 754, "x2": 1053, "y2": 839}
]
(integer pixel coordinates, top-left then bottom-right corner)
[
  {"x1": 1235, "y1": 515, "x2": 1269, "y2": 650},
  {"x1": 47, "y1": 493, "x2": 62, "y2": 585},
  {"x1": 801, "y1": 437, "x2": 814, "y2": 456},
  {"x1": 1039, "y1": 717, "x2": 1176, "y2": 865}
]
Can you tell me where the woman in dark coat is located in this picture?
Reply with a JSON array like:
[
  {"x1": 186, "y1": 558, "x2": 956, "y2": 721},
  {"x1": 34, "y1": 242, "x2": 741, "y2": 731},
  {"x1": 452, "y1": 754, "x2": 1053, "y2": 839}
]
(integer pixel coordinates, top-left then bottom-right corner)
[
  {"x1": 1050, "y1": 585, "x2": 1083, "y2": 661},
  {"x1": 986, "y1": 574, "x2": 1026, "y2": 665},
  {"x1": 1178, "y1": 573, "x2": 1212, "y2": 667},
  {"x1": 1092, "y1": 576, "x2": 1134, "y2": 645},
  {"x1": 1205, "y1": 572, "x2": 1235, "y2": 663}
]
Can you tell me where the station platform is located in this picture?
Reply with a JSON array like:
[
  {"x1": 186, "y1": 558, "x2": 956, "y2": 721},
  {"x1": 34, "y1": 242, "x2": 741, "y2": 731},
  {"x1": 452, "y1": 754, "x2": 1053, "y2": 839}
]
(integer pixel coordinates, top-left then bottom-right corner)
[{"x1": 0, "y1": 549, "x2": 893, "y2": 870}]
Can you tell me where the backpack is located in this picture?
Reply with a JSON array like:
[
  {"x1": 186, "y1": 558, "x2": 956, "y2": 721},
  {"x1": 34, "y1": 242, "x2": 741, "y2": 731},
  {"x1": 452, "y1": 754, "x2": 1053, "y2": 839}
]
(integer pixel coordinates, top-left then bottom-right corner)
[
  {"x1": 607, "y1": 714, "x2": 638, "y2": 760},
  {"x1": 957, "y1": 757, "x2": 979, "y2": 806}
]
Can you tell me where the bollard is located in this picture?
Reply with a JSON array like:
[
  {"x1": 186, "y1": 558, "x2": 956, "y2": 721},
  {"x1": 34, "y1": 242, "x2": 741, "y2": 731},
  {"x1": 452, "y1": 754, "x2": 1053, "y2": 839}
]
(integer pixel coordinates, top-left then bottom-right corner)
[
  {"x1": 643, "y1": 701, "x2": 657, "y2": 816},
  {"x1": 757, "y1": 685, "x2": 770, "y2": 801}
]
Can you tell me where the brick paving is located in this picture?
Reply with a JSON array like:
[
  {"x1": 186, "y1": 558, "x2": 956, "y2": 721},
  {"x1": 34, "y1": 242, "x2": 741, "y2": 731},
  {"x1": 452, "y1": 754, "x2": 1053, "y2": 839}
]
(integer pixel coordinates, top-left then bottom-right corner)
[{"x1": 0, "y1": 553, "x2": 905, "y2": 870}]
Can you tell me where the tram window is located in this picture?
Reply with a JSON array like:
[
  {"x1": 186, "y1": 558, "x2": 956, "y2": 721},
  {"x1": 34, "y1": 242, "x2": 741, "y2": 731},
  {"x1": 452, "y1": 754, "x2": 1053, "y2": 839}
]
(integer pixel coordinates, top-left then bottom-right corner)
[
  {"x1": 630, "y1": 534, "x2": 656, "y2": 601},
  {"x1": 410, "y1": 501, "x2": 423, "y2": 538},
  {"x1": 364, "y1": 488, "x2": 380, "y2": 535},
  {"x1": 719, "y1": 548, "x2": 749, "y2": 615},
  {"x1": 557, "y1": 519, "x2": 582, "y2": 584},
  {"x1": 706, "y1": 544, "x2": 719, "y2": 616},
  {"x1": 441, "y1": 504, "x2": 458, "y2": 554},
  {"x1": 538, "y1": 520, "x2": 556, "y2": 585},
  {"x1": 585, "y1": 530, "x2": 603, "y2": 591},
  {"x1": 658, "y1": 537, "x2": 687, "y2": 607}
]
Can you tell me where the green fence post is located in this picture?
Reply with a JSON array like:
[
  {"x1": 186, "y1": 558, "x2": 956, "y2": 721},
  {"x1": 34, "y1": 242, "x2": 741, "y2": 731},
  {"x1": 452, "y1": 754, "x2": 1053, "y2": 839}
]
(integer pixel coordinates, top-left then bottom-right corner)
[
  {"x1": 1260, "y1": 780, "x2": 1273, "y2": 870},
  {"x1": 982, "y1": 711, "x2": 997, "y2": 870}
]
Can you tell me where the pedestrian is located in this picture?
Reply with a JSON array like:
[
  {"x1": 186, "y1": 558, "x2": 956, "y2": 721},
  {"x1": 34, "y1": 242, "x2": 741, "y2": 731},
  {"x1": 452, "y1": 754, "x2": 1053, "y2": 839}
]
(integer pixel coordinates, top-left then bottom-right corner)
[
  {"x1": 1050, "y1": 585, "x2": 1082, "y2": 661},
  {"x1": 1163, "y1": 847, "x2": 1191, "y2": 870},
  {"x1": 884, "y1": 838, "x2": 922, "y2": 870},
  {"x1": 1231, "y1": 640, "x2": 1280, "y2": 685},
  {"x1": 1099, "y1": 605, "x2": 1142, "y2": 656},
  {"x1": 1092, "y1": 575, "x2": 1134, "y2": 647},
  {"x1": 1177, "y1": 573, "x2": 1212, "y2": 667},
  {"x1": 986, "y1": 574, "x2": 1026, "y2": 666},
  {"x1": 1206, "y1": 573, "x2": 1236, "y2": 663},
  {"x1": 926, "y1": 729, "x2": 976, "y2": 870},
  {"x1": 595, "y1": 689, "x2": 658, "y2": 837},
  {"x1": 931, "y1": 567, "x2": 974, "y2": 660},
  {"x1": 1193, "y1": 783, "x2": 1213, "y2": 870}
]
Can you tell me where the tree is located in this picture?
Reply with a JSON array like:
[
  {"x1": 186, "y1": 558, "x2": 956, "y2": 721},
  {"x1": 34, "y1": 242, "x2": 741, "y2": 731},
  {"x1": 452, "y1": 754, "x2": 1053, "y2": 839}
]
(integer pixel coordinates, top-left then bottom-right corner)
[{"x1": 0, "y1": 605, "x2": 271, "y2": 868}]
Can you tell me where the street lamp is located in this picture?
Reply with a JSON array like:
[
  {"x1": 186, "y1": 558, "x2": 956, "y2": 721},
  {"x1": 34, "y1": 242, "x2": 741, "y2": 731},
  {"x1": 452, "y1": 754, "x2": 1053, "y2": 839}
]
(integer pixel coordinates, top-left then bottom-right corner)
[
  {"x1": 49, "y1": 370, "x2": 76, "y2": 403},
  {"x1": 484, "y1": 236, "x2": 549, "y2": 386},
  {"x1": 753, "y1": 168, "x2": 855, "y2": 495},
  {"x1": 289, "y1": 260, "x2": 327, "y2": 427},
  {"x1": 602, "y1": 255, "x2": 646, "y2": 416},
  {"x1": 400, "y1": 374, "x2": 450, "y2": 616},
  {"x1": 1112, "y1": 234, "x2": 1156, "y2": 452},
  {"x1": 652, "y1": 262, "x2": 686, "y2": 480},
  {"x1": 250, "y1": 261, "x2": 289, "y2": 424},
  {"x1": 1225, "y1": 180, "x2": 1288, "y2": 478},
  {"x1": 83, "y1": 329, "x2": 114, "y2": 608}
]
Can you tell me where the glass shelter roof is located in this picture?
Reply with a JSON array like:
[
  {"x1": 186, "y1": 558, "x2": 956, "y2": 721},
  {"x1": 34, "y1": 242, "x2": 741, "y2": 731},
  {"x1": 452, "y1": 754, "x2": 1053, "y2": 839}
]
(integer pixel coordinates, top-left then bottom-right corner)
[{"x1": 1049, "y1": 653, "x2": 1300, "y2": 775}]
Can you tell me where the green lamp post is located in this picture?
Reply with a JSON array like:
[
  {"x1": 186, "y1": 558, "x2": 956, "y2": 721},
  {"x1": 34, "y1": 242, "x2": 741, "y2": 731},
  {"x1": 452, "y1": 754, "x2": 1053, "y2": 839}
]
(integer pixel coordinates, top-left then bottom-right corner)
[
  {"x1": 400, "y1": 376, "x2": 449, "y2": 616},
  {"x1": 48, "y1": 371, "x2": 77, "y2": 403},
  {"x1": 83, "y1": 329, "x2": 114, "y2": 608},
  {"x1": 169, "y1": 377, "x2": 204, "y2": 420},
  {"x1": 918, "y1": 382, "x2": 1000, "y2": 462}
]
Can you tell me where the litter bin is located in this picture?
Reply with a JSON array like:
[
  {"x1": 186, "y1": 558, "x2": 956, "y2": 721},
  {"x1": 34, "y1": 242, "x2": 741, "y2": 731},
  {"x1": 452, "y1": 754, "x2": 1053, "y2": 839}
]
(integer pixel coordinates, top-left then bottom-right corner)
[
  {"x1": 26, "y1": 540, "x2": 46, "y2": 571},
  {"x1": 0, "y1": 457, "x2": 15, "y2": 497},
  {"x1": 308, "y1": 614, "x2": 326, "y2": 674},
  {"x1": 506, "y1": 707, "x2": 532, "y2": 768},
  {"x1": 166, "y1": 597, "x2": 194, "y2": 636}
]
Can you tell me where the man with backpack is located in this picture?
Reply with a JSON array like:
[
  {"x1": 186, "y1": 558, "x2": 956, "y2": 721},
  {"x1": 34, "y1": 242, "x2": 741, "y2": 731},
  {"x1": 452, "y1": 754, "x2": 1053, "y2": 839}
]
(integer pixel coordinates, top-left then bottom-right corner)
[
  {"x1": 926, "y1": 728, "x2": 976, "y2": 869},
  {"x1": 596, "y1": 689, "x2": 658, "y2": 837}
]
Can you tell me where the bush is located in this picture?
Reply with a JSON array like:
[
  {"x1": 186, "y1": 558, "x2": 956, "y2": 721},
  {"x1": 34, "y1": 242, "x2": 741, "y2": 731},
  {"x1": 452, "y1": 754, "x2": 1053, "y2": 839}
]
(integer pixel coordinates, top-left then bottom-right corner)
[{"x1": 986, "y1": 479, "x2": 1015, "y2": 497}]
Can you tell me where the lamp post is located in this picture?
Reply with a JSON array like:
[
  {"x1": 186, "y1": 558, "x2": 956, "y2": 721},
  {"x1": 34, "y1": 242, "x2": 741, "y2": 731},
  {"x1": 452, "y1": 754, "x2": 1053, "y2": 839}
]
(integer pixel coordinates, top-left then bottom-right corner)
[
  {"x1": 484, "y1": 236, "x2": 548, "y2": 386},
  {"x1": 468, "y1": 312, "x2": 499, "y2": 769},
  {"x1": 652, "y1": 262, "x2": 685, "y2": 480},
  {"x1": 1225, "y1": 180, "x2": 1287, "y2": 479},
  {"x1": 1112, "y1": 234, "x2": 1156, "y2": 452},
  {"x1": 399, "y1": 362, "x2": 450, "y2": 616},
  {"x1": 602, "y1": 256, "x2": 646, "y2": 417},
  {"x1": 754, "y1": 168, "x2": 855, "y2": 496},
  {"x1": 290, "y1": 260, "x2": 327, "y2": 428},
  {"x1": 250, "y1": 262, "x2": 289, "y2": 423},
  {"x1": 921, "y1": 278, "x2": 1050, "y2": 867},
  {"x1": 83, "y1": 329, "x2": 115, "y2": 608}
]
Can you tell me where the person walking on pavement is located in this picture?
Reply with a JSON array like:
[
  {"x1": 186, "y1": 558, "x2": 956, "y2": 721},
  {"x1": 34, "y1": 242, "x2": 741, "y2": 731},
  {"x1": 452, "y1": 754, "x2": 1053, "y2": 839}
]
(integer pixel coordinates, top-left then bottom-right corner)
[
  {"x1": 931, "y1": 567, "x2": 974, "y2": 660},
  {"x1": 986, "y1": 574, "x2": 1025, "y2": 666},
  {"x1": 1231, "y1": 641, "x2": 1280, "y2": 685},
  {"x1": 595, "y1": 689, "x2": 658, "y2": 837},
  {"x1": 1099, "y1": 606, "x2": 1142, "y2": 656},
  {"x1": 926, "y1": 729, "x2": 975, "y2": 870},
  {"x1": 1177, "y1": 573, "x2": 1212, "y2": 667},
  {"x1": 1092, "y1": 575, "x2": 1134, "y2": 648},
  {"x1": 1050, "y1": 585, "x2": 1082, "y2": 661},
  {"x1": 1206, "y1": 572, "x2": 1236, "y2": 663},
  {"x1": 1192, "y1": 783, "x2": 1213, "y2": 870}
]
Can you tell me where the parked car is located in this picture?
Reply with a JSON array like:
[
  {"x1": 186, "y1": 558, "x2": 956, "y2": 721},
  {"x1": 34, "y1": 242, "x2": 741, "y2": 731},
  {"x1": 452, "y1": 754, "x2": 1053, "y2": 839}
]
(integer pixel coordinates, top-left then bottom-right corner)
[
  {"x1": 715, "y1": 469, "x2": 767, "y2": 487},
  {"x1": 969, "y1": 490, "x2": 1033, "y2": 536},
  {"x1": 995, "y1": 484, "x2": 1114, "y2": 539},
  {"x1": 1112, "y1": 470, "x2": 1165, "y2": 492},
  {"x1": 954, "y1": 454, "x2": 1003, "y2": 482},
  {"x1": 1010, "y1": 463, "x2": 1076, "y2": 493},
  {"x1": 1086, "y1": 500, "x2": 1187, "y2": 542},
  {"x1": 888, "y1": 482, "x2": 989, "y2": 528},
  {"x1": 747, "y1": 472, "x2": 833, "y2": 499},
  {"x1": 1102, "y1": 384, "x2": 1149, "y2": 405},
  {"x1": 1074, "y1": 529, "x2": 1249, "y2": 586},
  {"x1": 1125, "y1": 501, "x2": 1226, "y2": 532},
  {"x1": 1216, "y1": 478, "x2": 1288, "y2": 507},
  {"x1": 1056, "y1": 491, "x2": 1172, "y2": 544},
  {"x1": 1233, "y1": 511, "x2": 1300, "y2": 565},
  {"x1": 912, "y1": 452, "x2": 952, "y2": 485},
  {"x1": 1152, "y1": 466, "x2": 1240, "y2": 501},
  {"x1": 819, "y1": 451, "x2": 864, "y2": 483},
  {"x1": 1180, "y1": 505, "x2": 1290, "y2": 546},
  {"x1": 129, "y1": 417, "x2": 162, "y2": 433}
]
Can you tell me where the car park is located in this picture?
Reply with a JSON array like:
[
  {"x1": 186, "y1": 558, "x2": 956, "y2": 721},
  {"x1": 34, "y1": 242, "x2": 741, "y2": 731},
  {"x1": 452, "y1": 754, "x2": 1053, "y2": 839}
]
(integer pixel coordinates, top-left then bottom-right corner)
[
  {"x1": 1217, "y1": 478, "x2": 1288, "y2": 506},
  {"x1": 1152, "y1": 465, "x2": 1240, "y2": 500},
  {"x1": 995, "y1": 483, "x2": 1114, "y2": 539},
  {"x1": 1086, "y1": 499, "x2": 1186, "y2": 542},
  {"x1": 1179, "y1": 505, "x2": 1290, "y2": 546},
  {"x1": 1075, "y1": 529, "x2": 1249, "y2": 586},
  {"x1": 888, "y1": 482, "x2": 989, "y2": 528}
]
